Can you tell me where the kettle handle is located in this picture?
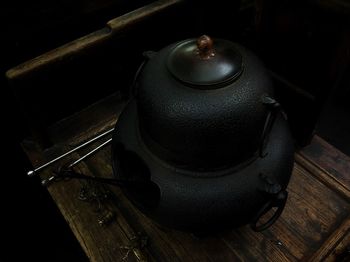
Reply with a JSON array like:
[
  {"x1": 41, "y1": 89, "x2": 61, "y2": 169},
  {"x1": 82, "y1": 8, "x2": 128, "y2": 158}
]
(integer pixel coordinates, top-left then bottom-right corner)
[
  {"x1": 250, "y1": 190, "x2": 288, "y2": 232},
  {"x1": 130, "y1": 51, "x2": 156, "y2": 97}
]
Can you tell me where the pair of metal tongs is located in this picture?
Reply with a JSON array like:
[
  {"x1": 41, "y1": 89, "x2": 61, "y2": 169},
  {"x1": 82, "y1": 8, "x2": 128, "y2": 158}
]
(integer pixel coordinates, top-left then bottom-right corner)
[{"x1": 27, "y1": 128, "x2": 114, "y2": 183}]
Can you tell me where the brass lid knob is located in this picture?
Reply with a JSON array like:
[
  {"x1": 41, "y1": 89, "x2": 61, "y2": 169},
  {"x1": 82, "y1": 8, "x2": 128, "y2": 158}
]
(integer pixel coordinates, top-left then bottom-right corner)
[
  {"x1": 167, "y1": 35, "x2": 243, "y2": 88},
  {"x1": 196, "y1": 35, "x2": 215, "y2": 59}
]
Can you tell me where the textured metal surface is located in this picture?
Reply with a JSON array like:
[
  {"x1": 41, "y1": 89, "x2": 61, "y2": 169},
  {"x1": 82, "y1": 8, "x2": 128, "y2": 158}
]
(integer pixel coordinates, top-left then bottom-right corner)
[
  {"x1": 111, "y1": 37, "x2": 294, "y2": 232},
  {"x1": 137, "y1": 42, "x2": 273, "y2": 170},
  {"x1": 167, "y1": 36, "x2": 243, "y2": 87},
  {"x1": 112, "y1": 100, "x2": 294, "y2": 232}
]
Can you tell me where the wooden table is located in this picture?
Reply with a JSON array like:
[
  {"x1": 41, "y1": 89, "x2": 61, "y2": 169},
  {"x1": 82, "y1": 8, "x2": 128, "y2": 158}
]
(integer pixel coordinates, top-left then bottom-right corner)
[{"x1": 22, "y1": 93, "x2": 350, "y2": 262}]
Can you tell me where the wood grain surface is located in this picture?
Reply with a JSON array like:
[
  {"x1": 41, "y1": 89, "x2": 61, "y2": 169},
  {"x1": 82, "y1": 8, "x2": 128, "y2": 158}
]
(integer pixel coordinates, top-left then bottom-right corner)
[
  {"x1": 22, "y1": 94, "x2": 350, "y2": 262},
  {"x1": 5, "y1": 0, "x2": 183, "y2": 80}
]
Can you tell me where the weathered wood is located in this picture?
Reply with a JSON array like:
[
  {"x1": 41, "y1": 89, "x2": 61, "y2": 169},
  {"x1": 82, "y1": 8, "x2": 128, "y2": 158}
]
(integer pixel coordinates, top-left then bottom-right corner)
[
  {"x1": 21, "y1": 94, "x2": 350, "y2": 261},
  {"x1": 106, "y1": 0, "x2": 183, "y2": 33},
  {"x1": 22, "y1": 140, "x2": 155, "y2": 262},
  {"x1": 5, "y1": 0, "x2": 183, "y2": 80},
  {"x1": 309, "y1": 217, "x2": 350, "y2": 261},
  {"x1": 295, "y1": 153, "x2": 350, "y2": 201},
  {"x1": 324, "y1": 230, "x2": 350, "y2": 261},
  {"x1": 47, "y1": 92, "x2": 126, "y2": 146},
  {"x1": 300, "y1": 135, "x2": 350, "y2": 192},
  {"x1": 86, "y1": 146, "x2": 350, "y2": 261}
]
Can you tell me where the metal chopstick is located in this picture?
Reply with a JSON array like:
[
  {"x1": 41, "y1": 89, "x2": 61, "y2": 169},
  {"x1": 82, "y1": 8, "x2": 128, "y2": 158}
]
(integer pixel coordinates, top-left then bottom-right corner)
[
  {"x1": 27, "y1": 128, "x2": 114, "y2": 176},
  {"x1": 67, "y1": 138, "x2": 112, "y2": 168}
]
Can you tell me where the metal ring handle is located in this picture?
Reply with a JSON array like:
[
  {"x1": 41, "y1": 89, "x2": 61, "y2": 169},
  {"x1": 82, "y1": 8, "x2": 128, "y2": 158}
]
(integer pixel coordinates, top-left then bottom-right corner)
[{"x1": 251, "y1": 190, "x2": 288, "y2": 232}]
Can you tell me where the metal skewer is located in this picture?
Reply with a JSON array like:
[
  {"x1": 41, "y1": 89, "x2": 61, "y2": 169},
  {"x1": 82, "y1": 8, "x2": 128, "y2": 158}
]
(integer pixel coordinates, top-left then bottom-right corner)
[
  {"x1": 27, "y1": 128, "x2": 114, "y2": 176},
  {"x1": 67, "y1": 138, "x2": 112, "y2": 168},
  {"x1": 41, "y1": 137, "x2": 113, "y2": 186}
]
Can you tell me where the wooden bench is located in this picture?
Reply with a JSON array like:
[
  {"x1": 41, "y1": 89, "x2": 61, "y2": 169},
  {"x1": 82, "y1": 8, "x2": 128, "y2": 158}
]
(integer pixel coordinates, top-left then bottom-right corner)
[
  {"x1": 8, "y1": 1, "x2": 350, "y2": 260},
  {"x1": 21, "y1": 92, "x2": 350, "y2": 261}
]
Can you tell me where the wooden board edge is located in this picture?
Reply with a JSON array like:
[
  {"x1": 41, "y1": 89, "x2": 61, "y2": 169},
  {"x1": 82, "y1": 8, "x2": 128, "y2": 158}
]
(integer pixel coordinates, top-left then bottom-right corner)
[
  {"x1": 295, "y1": 153, "x2": 350, "y2": 201},
  {"x1": 308, "y1": 216, "x2": 350, "y2": 262},
  {"x1": 5, "y1": 0, "x2": 183, "y2": 81}
]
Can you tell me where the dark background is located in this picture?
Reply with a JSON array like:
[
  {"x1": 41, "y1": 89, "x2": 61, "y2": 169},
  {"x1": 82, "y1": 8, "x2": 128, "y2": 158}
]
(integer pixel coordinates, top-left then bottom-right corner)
[{"x1": 2, "y1": 0, "x2": 350, "y2": 261}]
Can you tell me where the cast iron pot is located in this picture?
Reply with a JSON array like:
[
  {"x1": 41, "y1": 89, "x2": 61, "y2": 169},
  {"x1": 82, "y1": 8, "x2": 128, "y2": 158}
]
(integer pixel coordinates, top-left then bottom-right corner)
[{"x1": 112, "y1": 35, "x2": 294, "y2": 233}]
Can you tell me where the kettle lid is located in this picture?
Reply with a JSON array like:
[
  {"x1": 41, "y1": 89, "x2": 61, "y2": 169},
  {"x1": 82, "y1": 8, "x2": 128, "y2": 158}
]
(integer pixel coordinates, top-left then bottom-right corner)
[{"x1": 167, "y1": 35, "x2": 243, "y2": 88}]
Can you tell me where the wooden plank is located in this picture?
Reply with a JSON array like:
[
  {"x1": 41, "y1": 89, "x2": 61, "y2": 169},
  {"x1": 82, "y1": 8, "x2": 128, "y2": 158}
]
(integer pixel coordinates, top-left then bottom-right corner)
[
  {"x1": 26, "y1": 142, "x2": 348, "y2": 261},
  {"x1": 81, "y1": 144, "x2": 350, "y2": 261},
  {"x1": 21, "y1": 95, "x2": 350, "y2": 261},
  {"x1": 295, "y1": 153, "x2": 350, "y2": 201},
  {"x1": 324, "y1": 230, "x2": 350, "y2": 262},
  {"x1": 22, "y1": 140, "x2": 156, "y2": 262},
  {"x1": 47, "y1": 92, "x2": 126, "y2": 146},
  {"x1": 5, "y1": 0, "x2": 183, "y2": 80},
  {"x1": 6, "y1": 28, "x2": 110, "y2": 80},
  {"x1": 300, "y1": 135, "x2": 350, "y2": 193},
  {"x1": 106, "y1": 0, "x2": 183, "y2": 33},
  {"x1": 85, "y1": 148, "x2": 240, "y2": 262},
  {"x1": 309, "y1": 217, "x2": 350, "y2": 261}
]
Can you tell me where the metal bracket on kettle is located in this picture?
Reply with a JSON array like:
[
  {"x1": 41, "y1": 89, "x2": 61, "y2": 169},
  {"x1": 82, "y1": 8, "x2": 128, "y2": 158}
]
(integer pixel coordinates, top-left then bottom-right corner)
[
  {"x1": 130, "y1": 51, "x2": 156, "y2": 97},
  {"x1": 259, "y1": 96, "x2": 282, "y2": 158},
  {"x1": 251, "y1": 173, "x2": 288, "y2": 232},
  {"x1": 251, "y1": 190, "x2": 288, "y2": 232}
]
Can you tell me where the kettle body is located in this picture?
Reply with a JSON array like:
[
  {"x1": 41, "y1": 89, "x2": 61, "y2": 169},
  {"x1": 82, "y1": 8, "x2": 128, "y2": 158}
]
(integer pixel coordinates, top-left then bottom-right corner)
[{"x1": 112, "y1": 35, "x2": 294, "y2": 232}]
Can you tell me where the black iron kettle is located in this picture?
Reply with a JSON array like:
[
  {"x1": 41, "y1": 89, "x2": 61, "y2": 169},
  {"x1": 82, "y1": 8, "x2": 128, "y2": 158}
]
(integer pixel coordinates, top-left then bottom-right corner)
[{"x1": 111, "y1": 35, "x2": 295, "y2": 233}]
